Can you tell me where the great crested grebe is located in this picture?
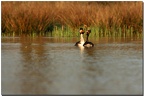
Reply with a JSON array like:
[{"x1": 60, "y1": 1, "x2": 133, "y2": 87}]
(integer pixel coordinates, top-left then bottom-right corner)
[
  {"x1": 83, "y1": 30, "x2": 94, "y2": 48},
  {"x1": 75, "y1": 28, "x2": 85, "y2": 47}
]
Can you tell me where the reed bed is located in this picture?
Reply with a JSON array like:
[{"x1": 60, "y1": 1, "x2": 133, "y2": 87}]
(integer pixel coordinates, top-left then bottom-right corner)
[{"x1": 1, "y1": 1, "x2": 142, "y2": 37}]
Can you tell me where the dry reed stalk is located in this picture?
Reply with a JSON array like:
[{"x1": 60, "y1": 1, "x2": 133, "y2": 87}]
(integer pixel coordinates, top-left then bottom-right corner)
[{"x1": 1, "y1": 1, "x2": 142, "y2": 36}]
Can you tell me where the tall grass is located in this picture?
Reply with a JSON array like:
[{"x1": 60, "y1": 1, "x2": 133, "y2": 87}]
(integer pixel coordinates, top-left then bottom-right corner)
[{"x1": 1, "y1": 1, "x2": 142, "y2": 37}]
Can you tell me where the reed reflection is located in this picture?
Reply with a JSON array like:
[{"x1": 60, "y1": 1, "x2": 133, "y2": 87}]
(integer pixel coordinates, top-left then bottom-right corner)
[{"x1": 19, "y1": 37, "x2": 51, "y2": 94}]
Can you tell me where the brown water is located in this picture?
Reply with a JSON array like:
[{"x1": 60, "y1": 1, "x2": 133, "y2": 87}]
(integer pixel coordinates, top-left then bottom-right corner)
[{"x1": 1, "y1": 37, "x2": 142, "y2": 95}]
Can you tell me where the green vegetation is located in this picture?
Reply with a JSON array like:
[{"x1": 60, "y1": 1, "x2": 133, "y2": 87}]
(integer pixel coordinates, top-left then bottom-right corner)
[{"x1": 1, "y1": 1, "x2": 142, "y2": 37}]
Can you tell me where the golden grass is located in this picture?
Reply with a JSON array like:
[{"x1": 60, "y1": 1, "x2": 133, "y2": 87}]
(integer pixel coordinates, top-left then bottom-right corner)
[{"x1": 1, "y1": 1, "x2": 142, "y2": 37}]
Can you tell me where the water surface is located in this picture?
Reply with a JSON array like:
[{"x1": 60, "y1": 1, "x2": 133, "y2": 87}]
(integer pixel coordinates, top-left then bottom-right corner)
[{"x1": 1, "y1": 37, "x2": 142, "y2": 95}]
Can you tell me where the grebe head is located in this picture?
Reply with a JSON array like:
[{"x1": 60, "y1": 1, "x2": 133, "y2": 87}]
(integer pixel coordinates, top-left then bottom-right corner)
[
  {"x1": 86, "y1": 30, "x2": 91, "y2": 36},
  {"x1": 80, "y1": 28, "x2": 85, "y2": 34}
]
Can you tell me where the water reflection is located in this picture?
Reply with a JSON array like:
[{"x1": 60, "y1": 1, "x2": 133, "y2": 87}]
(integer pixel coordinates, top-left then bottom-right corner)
[
  {"x1": 1, "y1": 37, "x2": 142, "y2": 95},
  {"x1": 78, "y1": 46, "x2": 84, "y2": 56},
  {"x1": 76, "y1": 44, "x2": 104, "y2": 94},
  {"x1": 78, "y1": 44, "x2": 96, "y2": 58},
  {"x1": 75, "y1": 38, "x2": 142, "y2": 94},
  {"x1": 19, "y1": 37, "x2": 50, "y2": 94}
]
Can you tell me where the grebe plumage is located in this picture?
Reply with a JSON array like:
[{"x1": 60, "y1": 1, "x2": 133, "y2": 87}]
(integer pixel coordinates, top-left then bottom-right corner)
[
  {"x1": 75, "y1": 28, "x2": 85, "y2": 47},
  {"x1": 83, "y1": 30, "x2": 94, "y2": 48}
]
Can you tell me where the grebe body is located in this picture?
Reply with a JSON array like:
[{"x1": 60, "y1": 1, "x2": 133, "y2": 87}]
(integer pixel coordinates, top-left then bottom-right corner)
[
  {"x1": 83, "y1": 41, "x2": 94, "y2": 48},
  {"x1": 83, "y1": 30, "x2": 94, "y2": 48},
  {"x1": 75, "y1": 28, "x2": 85, "y2": 47}
]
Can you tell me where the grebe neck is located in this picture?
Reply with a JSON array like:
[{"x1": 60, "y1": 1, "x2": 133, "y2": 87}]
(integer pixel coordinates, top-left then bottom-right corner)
[
  {"x1": 86, "y1": 34, "x2": 89, "y2": 41},
  {"x1": 80, "y1": 33, "x2": 85, "y2": 44}
]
